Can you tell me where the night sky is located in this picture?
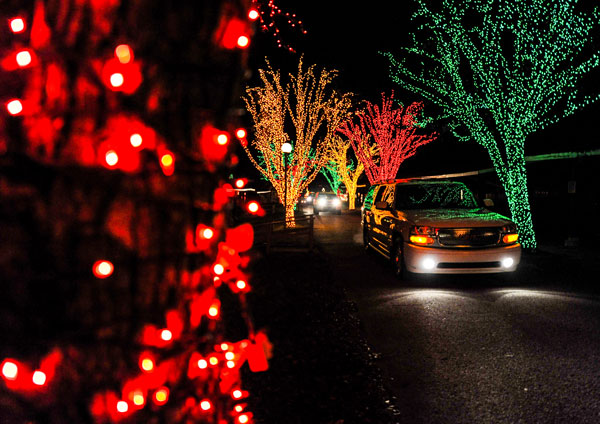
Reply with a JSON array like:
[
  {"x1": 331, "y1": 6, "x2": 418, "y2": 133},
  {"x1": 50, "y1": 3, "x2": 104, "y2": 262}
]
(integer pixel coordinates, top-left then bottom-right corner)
[{"x1": 243, "y1": 1, "x2": 600, "y2": 185}]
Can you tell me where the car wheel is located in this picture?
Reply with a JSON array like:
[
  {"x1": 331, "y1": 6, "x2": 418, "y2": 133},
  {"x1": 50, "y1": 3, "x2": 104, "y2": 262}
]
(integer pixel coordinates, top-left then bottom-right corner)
[
  {"x1": 314, "y1": 209, "x2": 319, "y2": 215},
  {"x1": 363, "y1": 225, "x2": 371, "y2": 252},
  {"x1": 393, "y1": 240, "x2": 408, "y2": 280}
]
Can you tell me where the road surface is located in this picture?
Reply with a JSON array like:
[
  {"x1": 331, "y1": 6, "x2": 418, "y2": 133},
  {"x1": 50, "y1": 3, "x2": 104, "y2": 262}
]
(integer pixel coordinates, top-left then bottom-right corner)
[{"x1": 312, "y1": 210, "x2": 600, "y2": 424}]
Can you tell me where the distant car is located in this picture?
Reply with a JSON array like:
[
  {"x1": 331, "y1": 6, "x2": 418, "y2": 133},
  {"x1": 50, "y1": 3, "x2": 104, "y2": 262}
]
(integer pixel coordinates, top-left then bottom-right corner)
[
  {"x1": 300, "y1": 192, "x2": 315, "y2": 205},
  {"x1": 313, "y1": 192, "x2": 342, "y2": 215},
  {"x1": 362, "y1": 180, "x2": 521, "y2": 277}
]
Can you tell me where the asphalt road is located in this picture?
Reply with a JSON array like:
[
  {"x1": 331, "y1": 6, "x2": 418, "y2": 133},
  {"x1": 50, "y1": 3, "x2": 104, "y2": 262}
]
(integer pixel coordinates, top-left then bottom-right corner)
[{"x1": 311, "y1": 210, "x2": 600, "y2": 424}]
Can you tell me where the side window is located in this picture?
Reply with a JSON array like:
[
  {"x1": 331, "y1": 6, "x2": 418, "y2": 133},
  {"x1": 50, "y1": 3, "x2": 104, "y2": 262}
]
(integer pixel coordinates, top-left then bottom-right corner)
[
  {"x1": 373, "y1": 185, "x2": 394, "y2": 209},
  {"x1": 363, "y1": 186, "x2": 376, "y2": 210}
]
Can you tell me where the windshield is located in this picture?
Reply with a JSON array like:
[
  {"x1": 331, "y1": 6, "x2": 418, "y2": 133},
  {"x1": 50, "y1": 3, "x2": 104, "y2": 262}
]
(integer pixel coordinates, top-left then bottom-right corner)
[{"x1": 395, "y1": 183, "x2": 477, "y2": 209}]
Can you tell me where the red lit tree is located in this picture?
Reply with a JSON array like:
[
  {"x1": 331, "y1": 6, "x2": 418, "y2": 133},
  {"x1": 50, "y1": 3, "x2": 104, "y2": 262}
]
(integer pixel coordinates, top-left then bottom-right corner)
[
  {"x1": 338, "y1": 93, "x2": 437, "y2": 184},
  {"x1": 0, "y1": 1, "x2": 269, "y2": 423}
]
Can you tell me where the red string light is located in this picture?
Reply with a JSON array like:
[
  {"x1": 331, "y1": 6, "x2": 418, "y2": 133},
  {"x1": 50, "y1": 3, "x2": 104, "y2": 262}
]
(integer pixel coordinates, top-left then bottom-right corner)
[
  {"x1": 32, "y1": 370, "x2": 47, "y2": 386},
  {"x1": 1, "y1": 360, "x2": 18, "y2": 381},
  {"x1": 93, "y1": 260, "x2": 114, "y2": 278},
  {"x1": 15, "y1": 50, "x2": 32, "y2": 67},
  {"x1": 6, "y1": 99, "x2": 23, "y2": 115},
  {"x1": 153, "y1": 387, "x2": 169, "y2": 405},
  {"x1": 9, "y1": 17, "x2": 25, "y2": 33}
]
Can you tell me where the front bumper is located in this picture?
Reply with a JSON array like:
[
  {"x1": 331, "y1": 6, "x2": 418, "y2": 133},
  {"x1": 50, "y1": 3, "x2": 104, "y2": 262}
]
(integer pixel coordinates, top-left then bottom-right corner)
[{"x1": 404, "y1": 242, "x2": 521, "y2": 274}]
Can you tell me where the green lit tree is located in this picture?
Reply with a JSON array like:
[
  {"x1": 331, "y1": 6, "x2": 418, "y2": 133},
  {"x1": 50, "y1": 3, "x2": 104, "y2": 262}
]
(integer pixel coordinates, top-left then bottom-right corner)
[
  {"x1": 321, "y1": 160, "x2": 346, "y2": 194},
  {"x1": 384, "y1": 0, "x2": 600, "y2": 249}
]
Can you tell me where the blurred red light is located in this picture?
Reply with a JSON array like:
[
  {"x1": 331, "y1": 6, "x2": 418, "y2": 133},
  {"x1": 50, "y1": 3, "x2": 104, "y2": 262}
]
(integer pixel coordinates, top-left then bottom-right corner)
[
  {"x1": 104, "y1": 150, "x2": 119, "y2": 167},
  {"x1": 247, "y1": 201, "x2": 259, "y2": 214},
  {"x1": 160, "y1": 329, "x2": 172, "y2": 341},
  {"x1": 235, "y1": 178, "x2": 246, "y2": 188},
  {"x1": 32, "y1": 370, "x2": 46, "y2": 386},
  {"x1": 248, "y1": 9, "x2": 259, "y2": 20},
  {"x1": 16, "y1": 50, "x2": 32, "y2": 67},
  {"x1": 115, "y1": 44, "x2": 133, "y2": 64},
  {"x1": 1, "y1": 360, "x2": 18, "y2": 381},
  {"x1": 237, "y1": 35, "x2": 250, "y2": 48},
  {"x1": 110, "y1": 73, "x2": 124, "y2": 88},
  {"x1": 153, "y1": 387, "x2": 169, "y2": 405},
  {"x1": 129, "y1": 133, "x2": 143, "y2": 148},
  {"x1": 235, "y1": 128, "x2": 247, "y2": 139},
  {"x1": 213, "y1": 263, "x2": 225, "y2": 275},
  {"x1": 9, "y1": 18, "x2": 25, "y2": 33},
  {"x1": 217, "y1": 133, "x2": 229, "y2": 146},
  {"x1": 93, "y1": 260, "x2": 114, "y2": 278},
  {"x1": 116, "y1": 401, "x2": 128, "y2": 413},
  {"x1": 6, "y1": 99, "x2": 23, "y2": 115}
]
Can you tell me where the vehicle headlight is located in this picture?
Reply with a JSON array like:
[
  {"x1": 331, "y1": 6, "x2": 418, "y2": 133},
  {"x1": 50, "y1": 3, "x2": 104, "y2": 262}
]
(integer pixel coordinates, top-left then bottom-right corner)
[
  {"x1": 306, "y1": 196, "x2": 312, "y2": 202},
  {"x1": 317, "y1": 198, "x2": 327, "y2": 207},
  {"x1": 332, "y1": 198, "x2": 341, "y2": 206}
]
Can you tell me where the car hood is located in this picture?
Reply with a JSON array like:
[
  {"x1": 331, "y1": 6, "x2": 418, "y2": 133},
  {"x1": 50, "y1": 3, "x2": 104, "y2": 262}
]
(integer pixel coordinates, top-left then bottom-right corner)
[{"x1": 400, "y1": 208, "x2": 513, "y2": 228}]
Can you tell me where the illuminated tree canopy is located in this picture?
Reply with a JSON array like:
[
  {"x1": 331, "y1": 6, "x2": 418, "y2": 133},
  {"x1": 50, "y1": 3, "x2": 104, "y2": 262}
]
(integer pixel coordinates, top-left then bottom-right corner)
[
  {"x1": 243, "y1": 58, "x2": 351, "y2": 225},
  {"x1": 384, "y1": 0, "x2": 600, "y2": 249},
  {"x1": 338, "y1": 93, "x2": 437, "y2": 186}
]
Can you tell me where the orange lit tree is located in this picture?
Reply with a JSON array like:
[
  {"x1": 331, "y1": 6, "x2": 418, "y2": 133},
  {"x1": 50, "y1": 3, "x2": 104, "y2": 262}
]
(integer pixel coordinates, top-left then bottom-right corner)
[
  {"x1": 339, "y1": 93, "x2": 437, "y2": 184},
  {"x1": 0, "y1": 1, "x2": 271, "y2": 423},
  {"x1": 242, "y1": 58, "x2": 351, "y2": 225}
]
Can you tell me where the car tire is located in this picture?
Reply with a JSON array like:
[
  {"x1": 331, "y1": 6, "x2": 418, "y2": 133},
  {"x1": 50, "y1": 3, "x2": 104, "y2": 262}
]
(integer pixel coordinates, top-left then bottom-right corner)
[
  {"x1": 363, "y1": 224, "x2": 372, "y2": 252},
  {"x1": 393, "y1": 240, "x2": 410, "y2": 281},
  {"x1": 314, "y1": 209, "x2": 319, "y2": 215}
]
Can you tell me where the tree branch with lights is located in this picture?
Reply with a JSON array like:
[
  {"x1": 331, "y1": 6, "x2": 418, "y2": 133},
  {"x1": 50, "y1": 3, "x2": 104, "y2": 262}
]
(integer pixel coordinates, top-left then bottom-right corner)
[
  {"x1": 243, "y1": 58, "x2": 351, "y2": 225},
  {"x1": 338, "y1": 93, "x2": 437, "y2": 185},
  {"x1": 384, "y1": 0, "x2": 600, "y2": 249}
]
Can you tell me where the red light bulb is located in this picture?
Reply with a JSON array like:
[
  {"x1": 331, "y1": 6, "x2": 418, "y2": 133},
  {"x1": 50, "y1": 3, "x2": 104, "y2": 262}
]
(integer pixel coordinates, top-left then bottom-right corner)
[
  {"x1": 110, "y1": 73, "x2": 124, "y2": 88},
  {"x1": 9, "y1": 18, "x2": 25, "y2": 33},
  {"x1": 16, "y1": 50, "x2": 32, "y2": 67},
  {"x1": 153, "y1": 387, "x2": 169, "y2": 405},
  {"x1": 235, "y1": 128, "x2": 247, "y2": 139},
  {"x1": 6, "y1": 99, "x2": 23, "y2": 115},
  {"x1": 93, "y1": 260, "x2": 114, "y2": 278},
  {"x1": 1, "y1": 360, "x2": 18, "y2": 381},
  {"x1": 237, "y1": 35, "x2": 250, "y2": 48},
  {"x1": 247, "y1": 201, "x2": 259, "y2": 214},
  {"x1": 115, "y1": 44, "x2": 133, "y2": 64},
  {"x1": 248, "y1": 9, "x2": 259, "y2": 20},
  {"x1": 32, "y1": 370, "x2": 46, "y2": 386}
]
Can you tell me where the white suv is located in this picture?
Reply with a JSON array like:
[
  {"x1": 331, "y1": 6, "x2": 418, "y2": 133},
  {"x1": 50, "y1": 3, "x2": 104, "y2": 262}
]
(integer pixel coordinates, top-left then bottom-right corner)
[{"x1": 362, "y1": 180, "x2": 521, "y2": 277}]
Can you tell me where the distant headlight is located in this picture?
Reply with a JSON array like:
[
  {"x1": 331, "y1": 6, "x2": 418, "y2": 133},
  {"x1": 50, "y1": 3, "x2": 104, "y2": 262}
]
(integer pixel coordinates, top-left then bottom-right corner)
[{"x1": 306, "y1": 196, "x2": 313, "y2": 202}]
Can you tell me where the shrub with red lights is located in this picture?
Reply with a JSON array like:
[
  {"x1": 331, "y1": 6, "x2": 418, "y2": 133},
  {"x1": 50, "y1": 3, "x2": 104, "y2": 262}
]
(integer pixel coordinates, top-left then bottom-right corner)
[{"x1": 0, "y1": 1, "x2": 271, "y2": 423}]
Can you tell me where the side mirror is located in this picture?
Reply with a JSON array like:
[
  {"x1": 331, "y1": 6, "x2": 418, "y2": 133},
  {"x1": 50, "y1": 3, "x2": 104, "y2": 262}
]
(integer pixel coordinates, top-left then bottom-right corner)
[
  {"x1": 483, "y1": 198, "x2": 494, "y2": 208},
  {"x1": 375, "y1": 201, "x2": 390, "y2": 210}
]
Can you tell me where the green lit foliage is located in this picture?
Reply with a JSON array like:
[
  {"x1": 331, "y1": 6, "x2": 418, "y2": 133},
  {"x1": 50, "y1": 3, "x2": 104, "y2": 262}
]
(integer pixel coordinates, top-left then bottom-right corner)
[
  {"x1": 321, "y1": 160, "x2": 346, "y2": 194},
  {"x1": 384, "y1": 0, "x2": 600, "y2": 249}
]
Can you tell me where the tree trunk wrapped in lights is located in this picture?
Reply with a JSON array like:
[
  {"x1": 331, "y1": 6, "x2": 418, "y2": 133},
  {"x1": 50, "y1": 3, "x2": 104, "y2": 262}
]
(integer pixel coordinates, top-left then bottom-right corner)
[
  {"x1": 242, "y1": 58, "x2": 351, "y2": 226},
  {"x1": 384, "y1": 0, "x2": 600, "y2": 249},
  {"x1": 338, "y1": 93, "x2": 437, "y2": 185},
  {"x1": 0, "y1": 1, "x2": 269, "y2": 423},
  {"x1": 323, "y1": 135, "x2": 374, "y2": 210}
]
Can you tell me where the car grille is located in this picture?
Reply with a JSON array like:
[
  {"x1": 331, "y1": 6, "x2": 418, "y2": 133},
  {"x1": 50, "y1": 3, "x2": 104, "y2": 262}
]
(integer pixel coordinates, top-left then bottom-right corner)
[{"x1": 437, "y1": 228, "x2": 501, "y2": 247}]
